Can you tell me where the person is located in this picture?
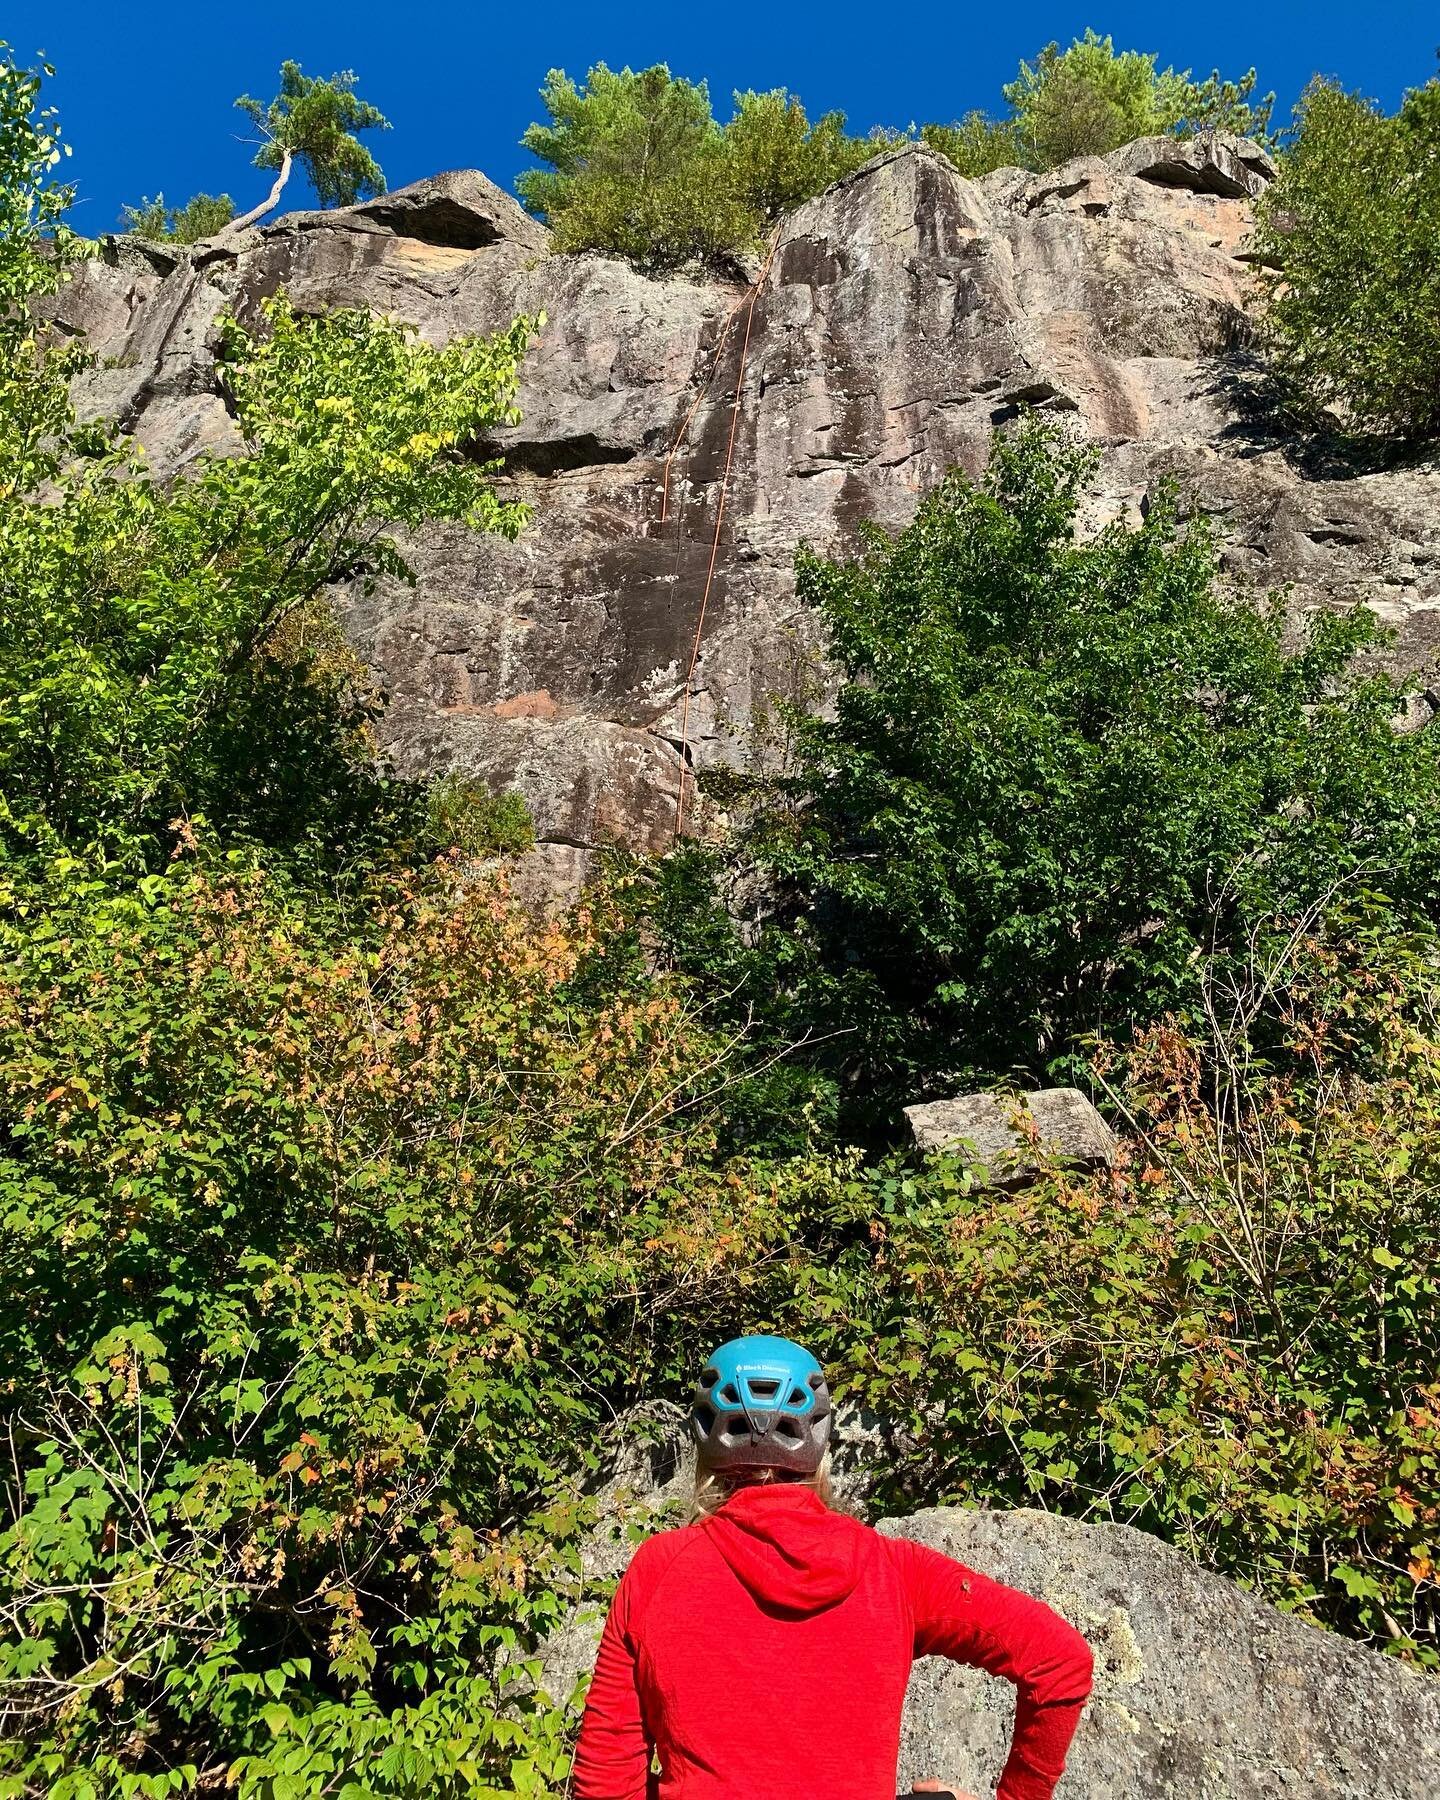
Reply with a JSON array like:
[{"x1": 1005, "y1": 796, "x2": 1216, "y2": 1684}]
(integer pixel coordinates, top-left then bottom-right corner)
[{"x1": 573, "y1": 1334, "x2": 1094, "y2": 1800}]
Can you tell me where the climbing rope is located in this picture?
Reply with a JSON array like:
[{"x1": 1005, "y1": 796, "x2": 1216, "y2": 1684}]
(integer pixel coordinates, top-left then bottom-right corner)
[
  {"x1": 659, "y1": 288, "x2": 749, "y2": 527},
  {"x1": 668, "y1": 229, "x2": 782, "y2": 841}
]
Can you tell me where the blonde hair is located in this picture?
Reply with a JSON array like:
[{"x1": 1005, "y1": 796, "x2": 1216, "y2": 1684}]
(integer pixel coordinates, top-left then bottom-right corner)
[{"x1": 689, "y1": 1452, "x2": 836, "y2": 1521}]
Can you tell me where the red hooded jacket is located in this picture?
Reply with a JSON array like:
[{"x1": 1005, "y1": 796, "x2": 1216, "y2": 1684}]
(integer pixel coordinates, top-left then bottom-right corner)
[{"x1": 573, "y1": 1486, "x2": 1093, "y2": 1800}]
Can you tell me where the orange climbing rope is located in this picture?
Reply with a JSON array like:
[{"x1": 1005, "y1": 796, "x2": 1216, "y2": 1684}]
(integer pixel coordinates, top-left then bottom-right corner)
[
  {"x1": 670, "y1": 231, "x2": 782, "y2": 840},
  {"x1": 658, "y1": 287, "x2": 749, "y2": 527}
]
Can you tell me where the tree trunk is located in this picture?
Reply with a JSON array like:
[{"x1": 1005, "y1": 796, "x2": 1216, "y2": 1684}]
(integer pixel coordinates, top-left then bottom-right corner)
[{"x1": 222, "y1": 147, "x2": 294, "y2": 238}]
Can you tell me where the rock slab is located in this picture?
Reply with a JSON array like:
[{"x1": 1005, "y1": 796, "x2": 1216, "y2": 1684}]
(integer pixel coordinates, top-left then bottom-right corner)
[{"x1": 904, "y1": 1087, "x2": 1119, "y2": 1179}]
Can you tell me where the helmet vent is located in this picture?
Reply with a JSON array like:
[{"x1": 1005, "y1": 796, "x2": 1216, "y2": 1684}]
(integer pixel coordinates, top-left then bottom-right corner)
[
  {"x1": 695, "y1": 1403, "x2": 716, "y2": 1433},
  {"x1": 777, "y1": 1417, "x2": 803, "y2": 1440},
  {"x1": 719, "y1": 1382, "x2": 739, "y2": 1405},
  {"x1": 700, "y1": 1368, "x2": 719, "y2": 1390},
  {"x1": 749, "y1": 1378, "x2": 780, "y2": 1398},
  {"x1": 789, "y1": 1387, "x2": 807, "y2": 1405},
  {"x1": 808, "y1": 1372, "x2": 824, "y2": 1389}
]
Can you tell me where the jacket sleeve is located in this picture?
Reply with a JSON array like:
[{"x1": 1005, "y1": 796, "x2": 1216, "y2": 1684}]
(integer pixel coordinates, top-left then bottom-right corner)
[
  {"x1": 896, "y1": 1537, "x2": 1093, "y2": 1800},
  {"x1": 571, "y1": 1557, "x2": 657, "y2": 1800}
]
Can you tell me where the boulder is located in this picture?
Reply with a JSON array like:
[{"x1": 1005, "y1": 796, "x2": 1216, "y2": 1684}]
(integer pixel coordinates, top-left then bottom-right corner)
[
  {"x1": 343, "y1": 168, "x2": 548, "y2": 251},
  {"x1": 891, "y1": 1507, "x2": 1440, "y2": 1800},
  {"x1": 903, "y1": 1087, "x2": 1119, "y2": 1180}
]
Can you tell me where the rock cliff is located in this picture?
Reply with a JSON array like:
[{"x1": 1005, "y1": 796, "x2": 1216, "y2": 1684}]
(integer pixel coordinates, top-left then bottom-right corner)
[{"x1": 51, "y1": 134, "x2": 1440, "y2": 885}]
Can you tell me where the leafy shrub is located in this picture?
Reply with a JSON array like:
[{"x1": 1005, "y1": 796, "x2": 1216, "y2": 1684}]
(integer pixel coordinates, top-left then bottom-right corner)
[
  {"x1": 0, "y1": 857, "x2": 813, "y2": 1795},
  {"x1": 517, "y1": 64, "x2": 873, "y2": 271},
  {"x1": 663, "y1": 419, "x2": 1440, "y2": 1120},
  {"x1": 119, "y1": 192, "x2": 235, "y2": 243},
  {"x1": 427, "y1": 776, "x2": 536, "y2": 858},
  {"x1": 799, "y1": 918, "x2": 1440, "y2": 1661},
  {"x1": 1254, "y1": 76, "x2": 1440, "y2": 444},
  {"x1": 920, "y1": 114, "x2": 1027, "y2": 180}
]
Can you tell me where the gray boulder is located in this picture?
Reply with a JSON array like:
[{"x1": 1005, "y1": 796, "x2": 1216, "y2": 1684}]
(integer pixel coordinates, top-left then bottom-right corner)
[
  {"x1": 890, "y1": 1507, "x2": 1440, "y2": 1799},
  {"x1": 904, "y1": 1087, "x2": 1119, "y2": 1182}
]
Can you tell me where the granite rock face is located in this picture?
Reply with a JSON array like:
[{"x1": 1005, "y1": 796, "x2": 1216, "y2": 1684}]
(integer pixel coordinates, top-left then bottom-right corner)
[
  {"x1": 48, "y1": 137, "x2": 1440, "y2": 875},
  {"x1": 903, "y1": 1087, "x2": 1119, "y2": 1181}
]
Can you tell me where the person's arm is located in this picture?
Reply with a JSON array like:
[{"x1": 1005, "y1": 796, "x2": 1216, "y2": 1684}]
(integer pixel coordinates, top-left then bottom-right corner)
[
  {"x1": 896, "y1": 1538, "x2": 1093, "y2": 1800},
  {"x1": 571, "y1": 1564, "x2": 656, "y2": 1800}
]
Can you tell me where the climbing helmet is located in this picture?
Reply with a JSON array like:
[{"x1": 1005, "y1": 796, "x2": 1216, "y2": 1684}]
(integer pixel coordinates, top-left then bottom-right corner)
[{"x1": 691, "y1": 1334, "x2": 832, "y2": 1475}]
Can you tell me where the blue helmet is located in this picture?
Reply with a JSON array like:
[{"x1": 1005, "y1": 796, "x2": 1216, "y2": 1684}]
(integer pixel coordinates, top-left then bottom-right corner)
[{"x1": 691, "y1": 1334, "x2": 833, "y2": 1475}]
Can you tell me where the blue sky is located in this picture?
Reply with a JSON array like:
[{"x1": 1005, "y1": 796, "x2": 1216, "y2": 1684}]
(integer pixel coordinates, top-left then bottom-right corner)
[{"x1": 11, "y1": 1, "x2": 1439, "y2": 233}]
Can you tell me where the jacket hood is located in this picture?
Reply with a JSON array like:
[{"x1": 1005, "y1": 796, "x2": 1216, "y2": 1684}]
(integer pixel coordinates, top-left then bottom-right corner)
[{"x1": 699, "y1": 1485, "x2": 872, "y2": 1616}]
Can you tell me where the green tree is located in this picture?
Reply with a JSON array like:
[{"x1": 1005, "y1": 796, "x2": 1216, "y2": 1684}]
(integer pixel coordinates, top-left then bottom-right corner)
[
  {"x1": 233, "y1": 60, "x2": 389, "y2": 228},
  {"x1": 674, "y1": 419, "x2": 1440, "y2": 1115},
  {"x1": 920, "y1": 34, "x2": 1271, "y2": 178},
  {"x1": 517, "y1": 65, "x2": 873, "y2": 270},
  {"x1": 1254, "y1": 75, "x2": 1440, "y2": 444},
  {"x1": 721, "y1": 89, "x2": 875, "y2": 222},
  {"x1": 518, "y1": 63, "x2": 744, "y2": 269},
  {"x1": 120, "y1": 189, "x2": 236, "y2": 242},
  {"x1": 920, "y1": 112, "x2": 1027, "y2": 179},
  {"x1": 1004, "y1": 31, "x2": 1273, "y2": 167}
]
